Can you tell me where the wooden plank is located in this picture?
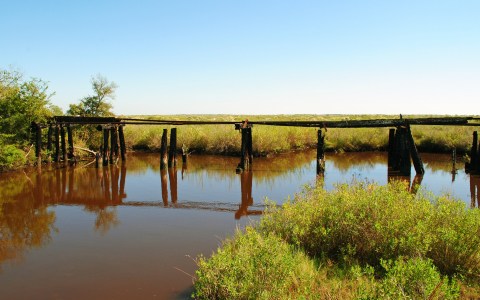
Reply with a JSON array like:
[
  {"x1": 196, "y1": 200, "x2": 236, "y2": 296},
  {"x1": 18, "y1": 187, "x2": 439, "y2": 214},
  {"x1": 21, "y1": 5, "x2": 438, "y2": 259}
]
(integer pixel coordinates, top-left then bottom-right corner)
[
  {"x1": 102, "y1": 128, "x2": 109, "y2": 166},
  {"x1": 60, "y1": 125, "x2": 67, "y2": 162}
]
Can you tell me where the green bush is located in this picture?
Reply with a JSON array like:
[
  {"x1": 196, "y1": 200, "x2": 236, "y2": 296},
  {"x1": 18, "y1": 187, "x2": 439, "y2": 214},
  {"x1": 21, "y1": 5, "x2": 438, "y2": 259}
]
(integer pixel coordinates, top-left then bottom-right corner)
[
  {"x1": 377, "y1": 257, "x2": 460, "y2": 299},
  {"x1": 0, "y1": 144, "x2": 26, "y2": 170},
  {"x1": 193, "y1": 227, "x2": 318, "y2": 300}
]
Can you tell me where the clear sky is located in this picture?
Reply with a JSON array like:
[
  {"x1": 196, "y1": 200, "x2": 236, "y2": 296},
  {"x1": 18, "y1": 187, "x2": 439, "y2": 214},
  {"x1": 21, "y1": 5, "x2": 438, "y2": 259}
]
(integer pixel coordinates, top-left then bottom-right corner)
[{"x1": 1, "y1": 1, "x2": 479, "y2": 115}]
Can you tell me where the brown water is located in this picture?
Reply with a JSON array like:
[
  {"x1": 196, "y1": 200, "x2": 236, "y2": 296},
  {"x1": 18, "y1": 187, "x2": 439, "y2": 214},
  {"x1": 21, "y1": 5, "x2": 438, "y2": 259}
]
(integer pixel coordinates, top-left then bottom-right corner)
[{"x1": 0, "y1": 151, "x2": 478, "y2": 299}]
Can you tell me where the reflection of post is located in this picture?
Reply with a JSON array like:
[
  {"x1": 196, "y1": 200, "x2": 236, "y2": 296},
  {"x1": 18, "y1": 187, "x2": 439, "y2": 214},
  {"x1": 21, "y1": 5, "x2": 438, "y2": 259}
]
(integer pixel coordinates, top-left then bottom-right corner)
[
  {"x1": 235, "y1": 171, "x2": 253, "y2": 219},
  {"x1": 103, "y1": 167, "x2": 111, "y2": 201},
  {"x1": 111, "y1": 165, "x2": 119, "y2": 204},
  {"x1": 410, "y1": 175, "x2": 423, "y2": 195},
  {"x1": 470, "y1": 175, "x2": 480, "y2": 208},
  {"x1": 119, "y1": 163, "x2": 127, "y2": 201},
  {"x1": 168, "y1": 167, "x2": 178, "y2": 204},
  {"x1": 67, "y1": 166, "x2": 74, "y2": 202},
  {"x1": 181, "y1": 162, "x2": 187, "y2": 180},
  {"x1": 161, "y1": 169, "x2": 169, "y2": 206},
  {"x1": 61, "y1": 167, "x2": 67, "y2": 201}
]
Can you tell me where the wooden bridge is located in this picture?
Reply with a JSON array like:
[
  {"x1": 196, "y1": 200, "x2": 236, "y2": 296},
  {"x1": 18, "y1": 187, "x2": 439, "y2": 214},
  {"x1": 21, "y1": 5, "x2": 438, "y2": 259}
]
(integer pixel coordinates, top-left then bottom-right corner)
[{"x1": 31, "y1": 115, "x2": 480, "y2": 176}]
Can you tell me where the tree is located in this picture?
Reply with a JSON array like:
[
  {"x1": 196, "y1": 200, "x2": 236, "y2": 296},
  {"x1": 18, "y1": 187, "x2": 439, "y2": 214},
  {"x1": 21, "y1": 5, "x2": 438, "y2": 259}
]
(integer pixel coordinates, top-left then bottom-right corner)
[
  {"x1": 0, "y1": 68, "x2": 56, "y2": 145},
  {"x1": 68, "y1": 74, "x2": 117, "y2": 117}
]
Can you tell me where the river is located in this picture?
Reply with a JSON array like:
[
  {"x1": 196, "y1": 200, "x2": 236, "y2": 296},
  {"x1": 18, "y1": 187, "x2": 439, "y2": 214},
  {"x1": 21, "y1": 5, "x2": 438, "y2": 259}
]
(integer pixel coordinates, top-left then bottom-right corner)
[{"x1": 0, "y1": 151, "x2": 478, "y2": 299}]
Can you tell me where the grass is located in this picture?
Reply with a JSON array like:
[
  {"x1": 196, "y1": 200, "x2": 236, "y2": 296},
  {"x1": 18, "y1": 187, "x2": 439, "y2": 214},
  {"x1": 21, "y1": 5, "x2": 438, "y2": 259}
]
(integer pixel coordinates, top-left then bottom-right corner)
[
  {"x1": 119, "y1": 114, "x2": 478, "y2": 156},
  {"x1": 193, "y1": 181, "x2": 480, "y2": 299}
]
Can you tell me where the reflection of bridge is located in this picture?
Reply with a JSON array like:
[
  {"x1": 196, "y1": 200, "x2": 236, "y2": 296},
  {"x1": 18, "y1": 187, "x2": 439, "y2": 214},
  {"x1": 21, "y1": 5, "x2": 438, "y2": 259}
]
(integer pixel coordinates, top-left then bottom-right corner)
[{"x1": 29, "y1": 164, "x2": 263, "y2": 219}]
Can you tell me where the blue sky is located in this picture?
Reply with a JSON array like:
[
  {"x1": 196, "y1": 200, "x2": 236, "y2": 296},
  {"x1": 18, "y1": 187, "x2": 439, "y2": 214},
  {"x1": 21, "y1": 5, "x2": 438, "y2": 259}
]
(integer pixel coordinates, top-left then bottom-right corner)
[{"x1": 1, "y1": 1, "x2": 479, "y2": 115}]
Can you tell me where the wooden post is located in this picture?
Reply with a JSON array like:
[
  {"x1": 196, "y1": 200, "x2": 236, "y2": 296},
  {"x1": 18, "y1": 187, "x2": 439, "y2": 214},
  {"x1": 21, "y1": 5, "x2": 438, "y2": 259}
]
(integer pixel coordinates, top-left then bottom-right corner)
[
  {"x1": 316, "y1": 129, "x2": 325, "y2": 175},
  {"x1": 394, "y1": 127, "x2": 411, "y2": 176},
  {"x1": 237, "y1": 127, "x2": 249, "y2": 172},
  {"x1": 168, "y1": 128, "x2": 177, "y2": 168},
  {"x1": 60, "y1": 125, "x2": 67, "y2": 162},
  {"x1": 109, "y1": 127, "x2": 116, "y2": 164},
  {"x1": 47, "y1": 124, "x2": 53, "y2": 161},
  {"x1": 160, "y1": 129, "x2": 168, "y2": 169},
  {"x1": 103, "y1": 128, "x2": 109, "y2": 166},
  {"x1": 406, "y1": 125, "x2": 424, "y2": 175},
  {"x1": 67, "y1": 125, "x2": 74, "y2": 160},
  {"x1": 33, "y1": 122, "x2": 42, "y2": 164},
  {"x1": 247, "y1": 127, "x2": 253, "y2": 165},
  {"x1": 465, "y1": 131, "x2": 478, "y2": 173},
  {"x1": 118, "y1": 125, "x2": 126, "y2": 161},
  {"x1": 387, "y1": 128, "x2": 395, "y2": 169},
  {"x1": 54, "y1": 126, "x2": 60, "y2": 162}
]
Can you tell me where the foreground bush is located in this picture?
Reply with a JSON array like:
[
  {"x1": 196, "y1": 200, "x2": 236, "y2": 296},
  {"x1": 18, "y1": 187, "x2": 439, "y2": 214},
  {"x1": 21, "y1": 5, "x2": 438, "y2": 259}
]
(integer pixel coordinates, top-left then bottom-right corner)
[
  {"x1": 193, "y1": 182, "x2": 480, "y2": 299},
  {"x1": 193, "y1": 227, "x2": 319, "y2": 299},
  {"x1": 260, "y1": 182, "x2": 480, "y2": 282},
  {"x1": 0, "y1": 144, "x2": 26, "y2": 170}
]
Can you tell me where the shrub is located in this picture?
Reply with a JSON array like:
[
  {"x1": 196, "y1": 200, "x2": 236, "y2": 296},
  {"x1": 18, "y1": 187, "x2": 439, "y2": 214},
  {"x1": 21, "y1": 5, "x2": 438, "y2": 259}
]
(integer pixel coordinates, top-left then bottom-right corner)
[
  {"x1": 193, "y1": 227, "x2": 318, "y2": 300},
  {"x1": 0, "y1": 144, "x2": 26, "y2": 170}
]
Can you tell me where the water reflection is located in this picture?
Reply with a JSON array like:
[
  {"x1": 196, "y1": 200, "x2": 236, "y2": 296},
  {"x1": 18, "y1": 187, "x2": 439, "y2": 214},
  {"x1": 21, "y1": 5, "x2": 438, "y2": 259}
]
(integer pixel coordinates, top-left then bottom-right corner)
[{"x1": 470, "y1": 175, "x2": 480, "y2": 208}]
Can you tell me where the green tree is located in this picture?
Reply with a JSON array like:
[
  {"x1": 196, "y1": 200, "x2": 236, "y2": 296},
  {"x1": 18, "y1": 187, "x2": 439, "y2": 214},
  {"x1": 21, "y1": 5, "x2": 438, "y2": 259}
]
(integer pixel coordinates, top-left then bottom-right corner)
[
  {"x1": 67, "y1": 74, "x2": 117, "y2": 117},
  {"x1": 0, "y1": 68, "x2": 56, "y2": 145}
]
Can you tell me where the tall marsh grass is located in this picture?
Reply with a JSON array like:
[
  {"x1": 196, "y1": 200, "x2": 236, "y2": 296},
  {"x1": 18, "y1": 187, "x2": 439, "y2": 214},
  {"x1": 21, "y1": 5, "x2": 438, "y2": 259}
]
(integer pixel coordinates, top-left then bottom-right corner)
[
  {"x1": 193, "y1": 181, "x2": 480, "y2": 299},
  {"x1": 120, "y1": 115, "x2": 477, "y2": 155}
]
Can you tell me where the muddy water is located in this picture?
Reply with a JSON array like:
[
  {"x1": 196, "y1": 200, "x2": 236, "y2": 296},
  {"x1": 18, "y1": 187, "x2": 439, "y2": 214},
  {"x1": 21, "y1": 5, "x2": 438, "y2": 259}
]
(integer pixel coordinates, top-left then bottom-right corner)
[{"x1": 0, "y1": 151, "x2": 478, "y2": 299}]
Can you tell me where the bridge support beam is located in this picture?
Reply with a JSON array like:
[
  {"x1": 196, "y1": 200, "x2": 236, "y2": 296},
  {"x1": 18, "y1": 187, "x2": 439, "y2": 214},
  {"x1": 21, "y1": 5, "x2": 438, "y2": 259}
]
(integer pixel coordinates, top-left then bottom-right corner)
[
  {"x1": 54, "y1": 125, "x2": 60, "y2": 162},
  {"x1": 102, "y1": 127, "x2": 109, "y2": 166},
  {"x1": 110, "y1": 126, "x2": 118, "y2": 164},
  {"x1": 316, "y1": 129, "x2": 325, "y2": 175},
  {"x1": 60, "y1": 125, "x2": 67, "y2": 162},
  {"x1": 388, "y1": 126, "x2": 425, "y2": 176},
  {"x1": 47, "y1": 124, "x2": 53, "y2": 162},
  {"x1": 118, "y1": 125, "x2": 126, "y2": 161},
  {"x1": 466, "y1": 131, "x2": 479, "y2": 174},
  {"x1": 32, "y1": 122, "x2": 42, "y2": 165},
  {"x1": 168, "y1": 128, "x2": 177, "y2": 168},
  {"x1": 67, "y1": 125, "x2": 75, "y2": 162},
  {"x1": 237, "y1": 126, "x2": 252, "y2": 172},
  {"x1": 160, "y1": 129, "x2": 168, "y2": 169}
]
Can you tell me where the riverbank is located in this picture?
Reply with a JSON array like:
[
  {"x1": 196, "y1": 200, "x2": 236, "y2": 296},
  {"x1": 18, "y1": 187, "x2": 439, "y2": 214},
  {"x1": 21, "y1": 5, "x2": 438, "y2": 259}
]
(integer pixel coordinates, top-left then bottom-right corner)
[
  {"x1": 193, "y1": 181, "x2": 480, "y2": 299},
  {"x1": 121, "y1": 114, "x2": 475, "y2": 156}
]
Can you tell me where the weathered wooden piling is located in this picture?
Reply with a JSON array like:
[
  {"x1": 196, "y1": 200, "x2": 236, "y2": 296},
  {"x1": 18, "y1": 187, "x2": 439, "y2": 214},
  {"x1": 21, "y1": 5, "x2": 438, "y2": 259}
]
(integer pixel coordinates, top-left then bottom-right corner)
[
  {"x1": 118, "y1": 125, "x2": 126, "y2": 161},
  {"x1": 316, "y1": 129, "x2": 325, "y2": 175},
  {"x1": 247, "y1": 127, "x2": 253, "y2": 164},
  {"x1": 60, "y1": 125, "x2": 67, "y2": 162},
  {"x1": 47, "y1": 124, "x2": 53, "y2": 161},
  {"x1": 33, "y1": 122, "x2": 42, "y2": 164},
  {"x1": 160, "y1": 129, "x2": 168, "y2": 169},
  {"x1": 168, "y1": 128, "x2": 177, "y2": 168},
  {"x1": 102, "y1": 127, "x2": 109, "y2": 166},
  {"x1": 406, "y1": 125, "x2": 424, "y2": 175},
  {"x1": 66, "y1": 125, "x2": 74, "y2": 160},
  {"x1": 237, "y1": 127, "x2": 251, "y2": 172},
  {"x1": 391, "y1": 127, "x2": 411, "y2": 176},
  {"x1": 387, "y1": 128, "x2": 395, "y2": 169},
  {"x1": 467, "y1": 131, "x2": 478, "y2": 173},
  {"x1": 54, "y1": 126, "x2": 60, "y2": 162},
  {"x1": 110, "y1": 126, "x2": 118, "y2": 164}
]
